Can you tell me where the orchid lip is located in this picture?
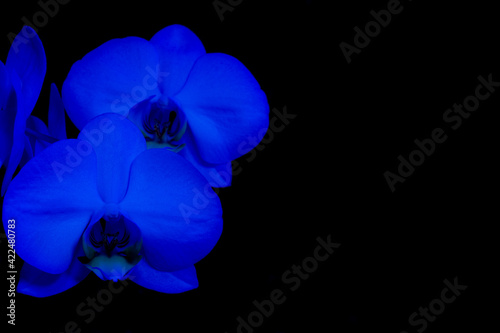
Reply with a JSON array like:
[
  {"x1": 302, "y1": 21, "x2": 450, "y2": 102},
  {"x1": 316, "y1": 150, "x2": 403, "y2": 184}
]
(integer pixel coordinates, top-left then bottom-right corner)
[
  {"x1": 126, "y1": 95, "x2": 187, "y2": 151},
  {"x1": 141, "y1": 97, "x2": 188, "y2": 150},
  {"x1": 80, "y1": 214, "x2": 143, "y2": 281}
]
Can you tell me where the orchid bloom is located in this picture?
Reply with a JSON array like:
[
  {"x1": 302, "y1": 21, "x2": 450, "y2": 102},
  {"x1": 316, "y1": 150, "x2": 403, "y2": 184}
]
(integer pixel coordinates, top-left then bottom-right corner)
[
  {"x1": 2, "y1": 114, "x2": 222, "y2": 297},
  {"x1": 62, "y1": 24, "x2": 269, "y2": 187}
]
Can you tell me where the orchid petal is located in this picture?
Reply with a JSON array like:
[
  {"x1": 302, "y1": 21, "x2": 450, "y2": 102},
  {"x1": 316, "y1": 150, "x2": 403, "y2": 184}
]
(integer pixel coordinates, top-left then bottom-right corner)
[
  {"x1": 63, "y1": 37, "x2": 161, "y2": 129},
  {"x1": 2, "y1": 140, "x2": 104, "y2": 273},
  {"x1": 17, "y1": 243, "x2": 90, "y2": 297},
  {"x1": 149, "y1": 24, "x2": 206, "y2": 96},
  {"x1": 174, "y1": 53, "x2": 269, "y2": 164},
  {"x1": 120, "y1": 149, "x2": 222, "y2": 272},
  {"x1": 49, "y1": 83, "x2": 67, "y2": 140},
  {"x1": 77, "y1": 113, "x2": 146, "y2": 204},
  {"x1": 132, "y1": 261, "x2": 198, "y2": 294}
]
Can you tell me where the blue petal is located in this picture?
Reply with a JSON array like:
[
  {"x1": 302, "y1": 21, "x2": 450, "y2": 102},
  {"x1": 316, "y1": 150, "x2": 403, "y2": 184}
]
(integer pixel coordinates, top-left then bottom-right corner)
[
  {"x1": 77, "y1": 114, "x2": 146, "y2": 204},
  {"x1": 49, "y1": 83, "x2": 67, "y2": 140},
  {"x1": 6, "y1": 26, "x2": 46, "y2": 115},
  {"x1": 2, "y1": 140, "x2": 104, "y2": 274},
  {"x1": 0, "y1": 62, "x2": 13, "y2": 168},
  {"x1": 17, "y1": 242, "x2": 90, "y2": 297},
  {"x1": 63, "y1": 37, "x2": 161, "y2": 129},
  {"x1": 149, "y1": 24, "x2": 206, "y2": 97},
  {"x1": 26, "y1": 115, "x2": 50, "y2": 155},
  {"x1": 0, "y1": 69, "x2": 22, "y2": 195},
  {"x1": 120, "y1": 149, "x2": 222, "y2": 272},
  {"x1": 173, "y1": 53, "x2": 269, "y2": 164},
  {"x1": 179, "y1": 128, "x2": 232, "y2": 187},
  {"x1": 131, "y1": 260, "x2": 198, "y2": 293},
  {"x1": 0, "y1": 60, "x2": 9, "y2": 109},
  {"x1": 18, "y1": 135, "x2": 34, "y2": 168}
]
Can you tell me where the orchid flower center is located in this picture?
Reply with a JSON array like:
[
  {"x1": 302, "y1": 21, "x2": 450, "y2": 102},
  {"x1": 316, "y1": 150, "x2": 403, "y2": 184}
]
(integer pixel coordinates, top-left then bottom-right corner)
[
  {"x1": 79, "y1": 215, "x2": 143, "y2": 282},
  {"x1": 129, "y1": 96, "x2": 187, "y2": 152}
]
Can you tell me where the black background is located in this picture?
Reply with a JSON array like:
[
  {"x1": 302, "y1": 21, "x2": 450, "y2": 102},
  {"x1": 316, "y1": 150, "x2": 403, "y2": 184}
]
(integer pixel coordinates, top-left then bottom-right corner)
[{"x1": 1, "y1": 0, "x2": 498, "y2": 332}]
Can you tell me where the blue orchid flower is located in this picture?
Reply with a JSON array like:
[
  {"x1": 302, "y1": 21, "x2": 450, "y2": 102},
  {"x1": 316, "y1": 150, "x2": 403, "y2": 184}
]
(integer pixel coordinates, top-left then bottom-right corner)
[
  {"x1": 62, "y1": 24, "x2": 269, "y2": 187},
  {"x1": 0, "y1": 27, "x2": 47, "y2": 196},
  {"x1": 2, "y1": 113, "x2": 222, "y2": 297}
]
